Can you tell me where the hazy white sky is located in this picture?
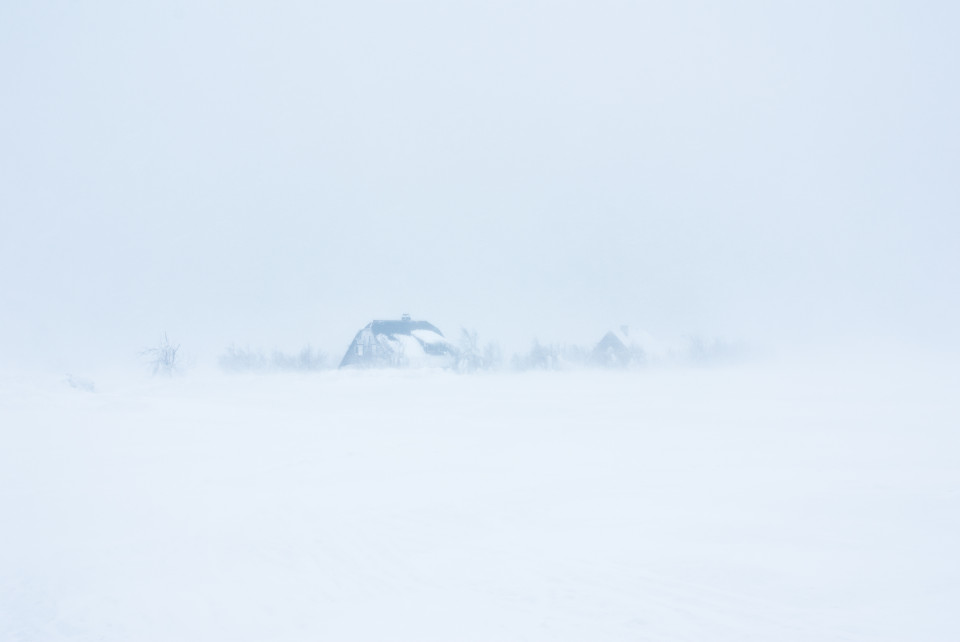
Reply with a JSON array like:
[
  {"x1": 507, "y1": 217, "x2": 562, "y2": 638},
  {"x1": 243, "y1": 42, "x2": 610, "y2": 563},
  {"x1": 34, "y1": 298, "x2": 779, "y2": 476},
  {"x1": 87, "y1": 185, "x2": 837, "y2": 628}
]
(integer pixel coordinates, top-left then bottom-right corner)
[{"x1": 1, "y1": 1, "x2": 957, "y2": 367}]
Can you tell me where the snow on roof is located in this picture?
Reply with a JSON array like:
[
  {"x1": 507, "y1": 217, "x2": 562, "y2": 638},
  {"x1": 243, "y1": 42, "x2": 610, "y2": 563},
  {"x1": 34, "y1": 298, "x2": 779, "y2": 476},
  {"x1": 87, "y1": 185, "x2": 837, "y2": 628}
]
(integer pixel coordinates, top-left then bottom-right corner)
[
  {"x1": 410, "y1": 328, "x2": 450, "y2": 346},
  {"x1": 339, "y1": 316, "x2": 457, "y2": 368}
]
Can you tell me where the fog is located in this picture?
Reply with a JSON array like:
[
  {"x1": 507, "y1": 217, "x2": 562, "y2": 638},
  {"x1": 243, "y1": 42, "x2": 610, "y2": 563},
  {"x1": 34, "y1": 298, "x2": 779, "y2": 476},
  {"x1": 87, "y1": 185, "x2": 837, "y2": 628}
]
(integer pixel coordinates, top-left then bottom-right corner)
[
  {"x1": 2, "y1": 1, "x2": 957, "y2": 369},
  {"x1": 3, "y1": 5, "x2": 960, "y2": 639}
]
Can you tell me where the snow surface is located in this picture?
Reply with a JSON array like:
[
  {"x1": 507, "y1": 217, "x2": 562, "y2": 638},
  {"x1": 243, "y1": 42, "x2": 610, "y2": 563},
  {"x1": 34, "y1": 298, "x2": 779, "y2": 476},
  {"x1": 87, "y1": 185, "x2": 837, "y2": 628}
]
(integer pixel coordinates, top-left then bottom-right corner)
[{"x1": 1, "y1": 358, "x2": 958, "y2": 641}]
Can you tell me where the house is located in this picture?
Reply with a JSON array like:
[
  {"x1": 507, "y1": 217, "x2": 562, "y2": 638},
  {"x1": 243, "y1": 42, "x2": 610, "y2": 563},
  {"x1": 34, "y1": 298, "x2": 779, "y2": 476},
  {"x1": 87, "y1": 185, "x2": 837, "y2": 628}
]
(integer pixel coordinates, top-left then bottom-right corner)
[
  {"x1": 591, "y1": 325, "x2": 644, "y2": 368},
  {"x1": 339, "y1": 314, "x2": 458, "y2": 369}
]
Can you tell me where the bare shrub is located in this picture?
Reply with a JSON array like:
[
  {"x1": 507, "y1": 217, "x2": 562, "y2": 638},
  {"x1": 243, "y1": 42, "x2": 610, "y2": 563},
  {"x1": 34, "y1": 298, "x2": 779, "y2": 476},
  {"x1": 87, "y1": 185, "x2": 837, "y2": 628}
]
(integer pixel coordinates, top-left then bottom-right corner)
[
  {"x1": 456, "y1": 329, "x2": 503, "y2": 373},
  {"x1": 219, "y1": 344, "x2": 330, "y2": 372},
  {"x1": 511, "y1": 340, "x2": 588, "y2": 371},
  {"x1": 142, "y1": 333, "x2": 180, "y2": 376}
]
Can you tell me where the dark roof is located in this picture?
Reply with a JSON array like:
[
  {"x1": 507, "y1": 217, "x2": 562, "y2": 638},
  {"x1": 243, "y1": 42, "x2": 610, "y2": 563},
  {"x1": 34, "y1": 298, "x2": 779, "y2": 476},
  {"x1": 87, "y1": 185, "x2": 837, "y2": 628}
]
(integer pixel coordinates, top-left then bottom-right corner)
[
  {"x1": 590, "y1": 330, "x2": 633, "y2": 368},
  {"x1": 338, "y1": 316, "x2": 454, "y2": 368},
  {"x1": 367, "y1": 319, "x2": 444, "y2": 337}
]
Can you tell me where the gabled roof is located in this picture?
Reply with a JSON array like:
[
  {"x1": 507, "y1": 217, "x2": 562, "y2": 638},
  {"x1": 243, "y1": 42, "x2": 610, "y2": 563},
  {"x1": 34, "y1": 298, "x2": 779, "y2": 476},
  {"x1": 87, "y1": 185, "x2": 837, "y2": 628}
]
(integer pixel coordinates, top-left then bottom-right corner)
[
  {"x1": 368, "y1": 319, "x2": 443, "y2": 337},
  {"x1": 591, "y1": 326, "x2": 643, "y2": 368},
  {"x1": 339, "y1": 316, "x2": 457, "y2": 368}
]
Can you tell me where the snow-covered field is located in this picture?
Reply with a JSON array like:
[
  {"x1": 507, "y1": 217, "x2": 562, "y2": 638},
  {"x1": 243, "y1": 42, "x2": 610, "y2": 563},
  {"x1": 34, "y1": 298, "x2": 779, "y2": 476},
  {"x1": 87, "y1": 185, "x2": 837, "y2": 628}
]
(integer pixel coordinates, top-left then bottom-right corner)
[{"x1": 2, "y1": 356, "x2": 958, "y2": 641}]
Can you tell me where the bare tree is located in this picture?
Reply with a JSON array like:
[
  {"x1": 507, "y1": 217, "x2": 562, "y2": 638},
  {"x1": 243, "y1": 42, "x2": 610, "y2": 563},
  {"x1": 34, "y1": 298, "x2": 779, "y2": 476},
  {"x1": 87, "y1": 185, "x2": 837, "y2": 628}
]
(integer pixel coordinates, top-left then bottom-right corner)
[
  {"x1": 511, "y1": 340, "x2": 589, "y2": 371},
  {"x1": 482, "y1": 341, "x2": 503, "y2": 371},
  {"x1": 457, "y1": 328, "x2": 482, "y2": 372},
  {"x1": 455, "y1": 329, "x2": 503, "y2": 372},
  {"x1": 142, "y1": 333, "x2": 180, "y2": 376}
]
